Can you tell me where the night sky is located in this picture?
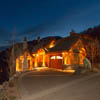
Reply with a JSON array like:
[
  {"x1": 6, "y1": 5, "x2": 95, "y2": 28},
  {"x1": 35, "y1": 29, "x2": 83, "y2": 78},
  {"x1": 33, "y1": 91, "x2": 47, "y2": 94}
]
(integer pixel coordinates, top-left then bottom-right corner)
[{"x1": 0, "y1": 0, "x2": 100, "y2": 47}]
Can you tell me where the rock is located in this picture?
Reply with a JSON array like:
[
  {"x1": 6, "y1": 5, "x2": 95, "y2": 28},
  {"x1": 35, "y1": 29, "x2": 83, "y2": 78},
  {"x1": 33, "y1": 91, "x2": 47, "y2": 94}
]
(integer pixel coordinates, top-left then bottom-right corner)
[{"x1": 83, "y1": 57, "x2": 92, "y2": 69}]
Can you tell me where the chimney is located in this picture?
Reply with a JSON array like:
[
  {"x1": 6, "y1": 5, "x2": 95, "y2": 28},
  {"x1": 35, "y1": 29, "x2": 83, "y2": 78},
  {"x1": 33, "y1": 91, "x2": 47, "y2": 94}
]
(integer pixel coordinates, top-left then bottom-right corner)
[
  {"x1": 24, "y1": 36, "x2": 27, "y2": 42},
  {"x1": 70, "y1": 29, "x2": 76, "y2": 37},
  {"x1": 37, "y1": 36, "x2": 40, "y2": 43},
  {"x1": 23, "y1": 36, "x2": 27, "y2": 51}
]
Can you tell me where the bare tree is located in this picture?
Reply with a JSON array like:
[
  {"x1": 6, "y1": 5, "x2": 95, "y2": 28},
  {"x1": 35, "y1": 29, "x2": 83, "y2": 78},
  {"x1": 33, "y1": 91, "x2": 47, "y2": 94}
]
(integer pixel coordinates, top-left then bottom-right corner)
[
  {"x1": 85, "y1": 38, "x2": 100, "y2": 67},
  {"x1": 3, "y1": 27, "x2": 17, "y2": 77},
  {"x1": 3, "y1": 45, "x2": 15, "y2": 77}
]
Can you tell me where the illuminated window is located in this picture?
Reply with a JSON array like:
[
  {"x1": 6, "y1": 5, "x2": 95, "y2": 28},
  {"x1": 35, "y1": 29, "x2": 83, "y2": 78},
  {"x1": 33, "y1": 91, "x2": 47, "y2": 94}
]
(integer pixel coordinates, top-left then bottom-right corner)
[
  {"x1": 49, "y1": 40, "x2": 55, "y2": 48},
  {"x1": 51, "y1": 56, "x2": 56, "y2": 59},
  {"x1": 36, "y1": 54, "x2": 39, "y2": 57},
  {"x1": 51, "y1": 56, "x2": 62, "y2": 59},
  {"x1": 38, "y1": 48, "x2": 45, "y2": 55},
  {"x1": 32, "y1": 54, "x2": 35, "y2": 56},
  {"x1": 56, "y1": 56, "x2": 62, "y2": 59}
]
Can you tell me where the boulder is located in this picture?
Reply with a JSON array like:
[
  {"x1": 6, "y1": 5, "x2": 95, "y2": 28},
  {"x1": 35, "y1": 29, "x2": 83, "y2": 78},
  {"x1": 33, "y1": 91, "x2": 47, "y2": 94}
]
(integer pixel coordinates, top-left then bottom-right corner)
[{"x1": 83, "y1": 57, "x2": 92, "y2": 70}]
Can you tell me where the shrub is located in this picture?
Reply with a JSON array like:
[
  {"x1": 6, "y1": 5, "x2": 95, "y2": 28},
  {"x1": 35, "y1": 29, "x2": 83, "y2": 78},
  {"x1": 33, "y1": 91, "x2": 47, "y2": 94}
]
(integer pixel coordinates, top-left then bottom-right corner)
[{"x1": 83, "y1": 57, "x2": 92, "y2": 70}]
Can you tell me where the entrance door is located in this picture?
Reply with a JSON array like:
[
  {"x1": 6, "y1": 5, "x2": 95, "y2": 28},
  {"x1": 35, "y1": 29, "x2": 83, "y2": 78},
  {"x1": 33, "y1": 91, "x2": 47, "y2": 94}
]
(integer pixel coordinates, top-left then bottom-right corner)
[{"x1": 37, "y1": 55, "x2": 43, "y2": 67}]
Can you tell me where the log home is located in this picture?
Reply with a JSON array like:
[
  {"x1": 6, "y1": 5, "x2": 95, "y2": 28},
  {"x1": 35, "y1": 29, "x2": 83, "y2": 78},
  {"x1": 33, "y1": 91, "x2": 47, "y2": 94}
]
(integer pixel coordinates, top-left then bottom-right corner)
[{"x1": 15, "y1": 35, "x2": 86, "y2": 72}]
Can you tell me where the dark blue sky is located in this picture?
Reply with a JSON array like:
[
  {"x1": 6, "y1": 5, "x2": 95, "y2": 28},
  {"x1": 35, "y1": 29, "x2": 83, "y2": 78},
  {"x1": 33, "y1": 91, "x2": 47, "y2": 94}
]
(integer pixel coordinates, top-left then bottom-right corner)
[{"x1": 0, "y1": 0, "x2": 100, "y2": 47}]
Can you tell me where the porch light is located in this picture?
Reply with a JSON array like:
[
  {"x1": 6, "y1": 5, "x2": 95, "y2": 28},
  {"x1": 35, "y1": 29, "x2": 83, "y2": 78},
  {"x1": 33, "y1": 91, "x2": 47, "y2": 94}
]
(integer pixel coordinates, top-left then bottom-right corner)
[
  {"x1": 32, "y1": 54, "x2": 35, "y2": 56},
  {"x1": 62, "y1": 52, "x2": 65, "y2": 55},
  {"x1": 36, "y1": 54, "x2": 39, "y2": 57},
  {"x1": 38, "y1": 48, "x2": 45, "y2": 55},
  {"x1": 62, "y1": 52, "x2": 68, "y2": 55}
]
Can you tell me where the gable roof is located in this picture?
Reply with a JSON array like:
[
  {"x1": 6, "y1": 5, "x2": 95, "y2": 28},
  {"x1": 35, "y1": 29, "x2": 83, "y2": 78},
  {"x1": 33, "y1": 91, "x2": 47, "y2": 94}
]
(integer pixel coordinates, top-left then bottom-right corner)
[
  {"x1": 48, "y1": 36, "x2": 81, "y2": 52},
  {"x1": 32, "y1": 37, "x2": 59, "y2": 53}
]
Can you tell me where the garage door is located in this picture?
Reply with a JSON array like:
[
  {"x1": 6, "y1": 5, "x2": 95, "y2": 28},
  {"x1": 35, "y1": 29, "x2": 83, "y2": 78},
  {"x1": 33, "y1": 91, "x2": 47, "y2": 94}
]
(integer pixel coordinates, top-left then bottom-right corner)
[{"x1": 49, "y1": 58, "x2": 62, "y2": 69}]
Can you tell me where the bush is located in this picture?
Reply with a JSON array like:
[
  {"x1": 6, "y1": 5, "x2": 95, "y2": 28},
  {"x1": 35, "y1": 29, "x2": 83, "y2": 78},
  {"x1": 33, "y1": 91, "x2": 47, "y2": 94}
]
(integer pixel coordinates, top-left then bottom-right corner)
[{"x1": 83, "y1": 57, "x2": 92, "y2": 70}]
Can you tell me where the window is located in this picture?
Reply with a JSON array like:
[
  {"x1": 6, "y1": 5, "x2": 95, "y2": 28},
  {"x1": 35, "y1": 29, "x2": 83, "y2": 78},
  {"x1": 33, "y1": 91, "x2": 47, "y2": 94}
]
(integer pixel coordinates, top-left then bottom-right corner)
[
  {"x1": 51, "y1": 56, "x2": 62, "y2": 59},
  {"x1": 56, "y1": 56, "x2": 62, "y2": 59},
  {"x1": 51, "y1": 56, "x2": 56, "y2": 59}
]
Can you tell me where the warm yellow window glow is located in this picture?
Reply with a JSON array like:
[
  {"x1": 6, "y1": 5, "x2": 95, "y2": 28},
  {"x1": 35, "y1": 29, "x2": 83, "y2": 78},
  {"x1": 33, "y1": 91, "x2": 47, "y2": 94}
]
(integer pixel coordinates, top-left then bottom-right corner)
[
  {"x1": 49, "y1": 40, "x2": 55, "y2": 48},
  {"x1": 62, "y1": 52, "x2": 68, "y2": 56},
  {"x1": 56, "y1": 56, "x2": 62, "y2": 59},
  {"x1": 16, "y1": 59, "x2": 19, "y2": 72},
  {"x1": 38, "y1": 48, "x2": 45, "y2": 55},
  {"x1": 16, "y1": 57, "x2": 23, "y2": 72},
  {"x1": 80, "y1": 48, "x2": 86, "y2": 56},
  {"x1": 34, "y1": 57, "x2": 38, "y2": 67},
  {"x1": 63, "y1": 70, "x2": 75, "y2": 73},
  {"x1": 36, "y1": 54, "x2": 39, "y2": 57},
  {"x1": 51, "y1": 56, "x2": 56, "y2": 59},
  {"x1": 16, "y1": 53, "x2": 33, "y2": 71},
  {"x1": 42, "y1": 55, "x2": 46, "y2": 66},
  {"x1": 51, "y1": 56, "x2": 62, "y2": 59},
  {"x1": 32, "y1": 54, "x2": 35, "y2": 56}
]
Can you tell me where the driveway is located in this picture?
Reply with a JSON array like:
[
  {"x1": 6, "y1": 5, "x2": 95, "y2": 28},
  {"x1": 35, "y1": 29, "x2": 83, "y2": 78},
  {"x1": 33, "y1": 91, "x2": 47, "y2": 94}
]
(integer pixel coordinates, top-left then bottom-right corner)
[{"x1": 17, "y1": 68, "x2": 100, "y2": 100}]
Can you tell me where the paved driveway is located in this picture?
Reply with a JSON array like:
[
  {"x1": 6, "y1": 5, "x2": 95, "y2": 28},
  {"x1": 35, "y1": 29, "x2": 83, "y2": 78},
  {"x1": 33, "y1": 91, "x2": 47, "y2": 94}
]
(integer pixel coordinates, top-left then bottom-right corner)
[{"x1": 17, "y1": 68, "x2": 100, "y2": 100}]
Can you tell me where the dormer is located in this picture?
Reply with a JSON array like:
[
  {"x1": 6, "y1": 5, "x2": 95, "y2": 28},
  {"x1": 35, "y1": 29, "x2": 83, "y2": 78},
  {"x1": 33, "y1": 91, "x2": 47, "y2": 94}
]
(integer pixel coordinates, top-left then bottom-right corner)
[{"x1": 49, "y1": 40, "x2": 55, "y2": 48}]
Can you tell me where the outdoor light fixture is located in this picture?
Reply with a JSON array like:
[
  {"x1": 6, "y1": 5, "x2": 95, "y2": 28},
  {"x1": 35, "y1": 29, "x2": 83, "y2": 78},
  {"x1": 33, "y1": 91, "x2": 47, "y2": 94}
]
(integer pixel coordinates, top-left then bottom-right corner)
[{"x1": 36, "y1": 54, "x2": 39, "y2": 57}]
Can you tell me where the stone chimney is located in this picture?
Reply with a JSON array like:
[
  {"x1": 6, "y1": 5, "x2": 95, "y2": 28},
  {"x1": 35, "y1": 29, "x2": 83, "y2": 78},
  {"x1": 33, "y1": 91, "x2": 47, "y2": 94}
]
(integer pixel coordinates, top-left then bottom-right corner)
[
  {"x1": 23, "y1": 36, "x2": 27, "y2": 51},
  {"x1": 37, "y1": 36, "x2": 40, "y2": 43},
  {"x1": 70, "y1": 29, "x2": 76, "y2": 37}
]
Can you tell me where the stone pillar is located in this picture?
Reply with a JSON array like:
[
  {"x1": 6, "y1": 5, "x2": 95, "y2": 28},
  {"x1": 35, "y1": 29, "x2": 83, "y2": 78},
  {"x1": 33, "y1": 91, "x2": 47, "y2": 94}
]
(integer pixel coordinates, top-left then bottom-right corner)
[
  {"x1": 23, "y1": 53, "x2": 28, "y2": 71},
  {"x1": 34, "y1": 57, "x2": 38, "y2": 67},
  {"x1": 16, "y1": 58, "x2": 19, "y2": 71},
  {"x1": 64, "y1": 57, "x2": 67, "y2": 65},
  {"x1": 42, "y1": 55, "x2": 45, "y2": 67}
]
